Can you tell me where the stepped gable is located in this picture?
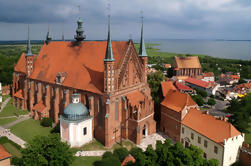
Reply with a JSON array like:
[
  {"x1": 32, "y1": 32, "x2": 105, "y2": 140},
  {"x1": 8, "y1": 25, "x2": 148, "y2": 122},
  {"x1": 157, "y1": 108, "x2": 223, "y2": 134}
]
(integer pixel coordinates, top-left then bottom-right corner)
[
  {"x1": 28, "y1": 41, "x2": 128, "y2": 94},
  {"x1": 161, "y1": 81, "x2": 177, "y2": 97},
  {"x1": 174, "y1": 56, "x2": 201, "y2": 69},
  {"x1": 160, "y1": 90, "x2": 196, "y2": 112},
  {"x1": 182, "y1": 109, "x2": 241, "y2": 145}
]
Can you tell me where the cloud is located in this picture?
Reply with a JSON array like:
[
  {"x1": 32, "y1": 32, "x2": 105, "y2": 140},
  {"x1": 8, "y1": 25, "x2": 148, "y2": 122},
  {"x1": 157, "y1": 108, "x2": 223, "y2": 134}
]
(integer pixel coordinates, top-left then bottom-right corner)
[{"x1": 0, "y1": 0, "x2": 251, "y2": 40}]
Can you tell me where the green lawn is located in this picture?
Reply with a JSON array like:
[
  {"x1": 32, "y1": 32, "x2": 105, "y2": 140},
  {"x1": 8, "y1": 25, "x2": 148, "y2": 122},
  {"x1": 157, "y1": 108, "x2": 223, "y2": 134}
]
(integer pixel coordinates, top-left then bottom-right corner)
[
  {"x1": 245, "y1": 126, "x2": 251, "y2": 144},
  {"x1": 0, "y1": 117, "x2": 17, "y2": 126},
  {"x1": 10, "y1": 118, "x2": 52, "y2": 142},
  {"x1": 0, "y1": 98, "x2": 29, "y2": 117},
  {"x1": 73, "y1": 139, "x2": 136, "y2": 152},
  {"x1": 71, "y1": 156, "x2": 101, "y2": 166},
  {"x1": 2, "y1": 95, "x2": 10, "y2": 102}
]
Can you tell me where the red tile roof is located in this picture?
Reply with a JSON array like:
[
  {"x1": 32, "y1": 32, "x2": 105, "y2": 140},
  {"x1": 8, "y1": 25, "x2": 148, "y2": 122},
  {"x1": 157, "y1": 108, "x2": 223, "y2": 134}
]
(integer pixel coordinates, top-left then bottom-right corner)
[
  {"x1": 175, "y1": 83, "x2": 193, "y2": 91},
  {"x1": 13, "y1": 89, "x2": 24, "y2": 99},
  {"x1": 165, "y1": 64, "x2": 171, "y2": 68},
  {"x1": 174, "y1": 56, "x2": 201, "y2": 69},
  {"x1": 33, "y1": 101, "x2": 46, "y2": 113},
  {"x1": 231, "y1": 75, "x2": 240, "y2": 80},
  {"x1": 185, "y1": 77, "x2": 209, "y2": 88},
  {"x1": 161, "y1": 90, "x2": 196, "y2": 112},
  {"x1": 14, "y1": 53, "x2": 26, "y2": 73},
  {"x1": 0, "y1": 145, "x2": 11, "y2": 160},
  {"x1": 126, "y1": 90, "x2": 145, "y2": 107},
  {"x1": 121, "y1": 155, "x2": 135, "y2": 166},
  {"x1": 22, "y1": 41, "x2": 130, "y2": 94},
  {"x1": 203, "y1": 72, "x2": 214, "y2": 77},
  {"x1": 161, "y1": 81, "x2": 177, "y2": 97},
  {"x1": 182, "y1": 109, "x2": 241, "y2": 145}
]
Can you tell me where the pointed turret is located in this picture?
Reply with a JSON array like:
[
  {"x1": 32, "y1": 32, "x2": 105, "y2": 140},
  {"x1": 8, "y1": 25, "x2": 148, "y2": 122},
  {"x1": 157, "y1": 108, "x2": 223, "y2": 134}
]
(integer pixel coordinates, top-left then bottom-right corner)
[
  {"x1": 138, "y1": 16, "x2": 147, "y2": 57},
  {"x1": 25, "y1": 24, "x2": 34, "y2": 76},
  {"x1": 26, "y1": 24, "x2": 32, "y2": 56},
  {"x1": 104, "y1": 15, "x2": 114, "y2": 61},
  {"x1": 45, "y1": 26, "x2": 52, "y2": 44},
  {"x1": 74, "y1": 17, "x2": 86, "y2": 41}
]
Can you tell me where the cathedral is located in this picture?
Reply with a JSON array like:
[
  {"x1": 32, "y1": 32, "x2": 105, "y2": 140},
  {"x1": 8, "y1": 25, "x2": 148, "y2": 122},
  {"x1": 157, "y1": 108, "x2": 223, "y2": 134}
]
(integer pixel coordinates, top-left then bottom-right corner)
[{"x1": 12, "y1": 15, "x2": 156, "y2": 146}]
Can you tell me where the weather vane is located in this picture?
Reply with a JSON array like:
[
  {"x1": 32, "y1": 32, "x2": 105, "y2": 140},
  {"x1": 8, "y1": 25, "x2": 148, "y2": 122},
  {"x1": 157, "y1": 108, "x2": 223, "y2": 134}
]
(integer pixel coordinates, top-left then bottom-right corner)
[{"x1": 140, "y1": 10, "x2": 144, "y2": 23}]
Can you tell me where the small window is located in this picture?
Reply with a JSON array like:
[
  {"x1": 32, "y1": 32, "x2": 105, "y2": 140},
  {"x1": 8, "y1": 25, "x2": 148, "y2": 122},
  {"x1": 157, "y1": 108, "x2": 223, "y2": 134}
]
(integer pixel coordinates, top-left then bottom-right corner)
[
  {"x1": 204, "y1": 140, "x2": 208, "y2": 148},
  {"x1": 182, "y1": 127, "x2": 184, "y2": 134},
  {"x1": 198, "y1": 136, "x2": 201, "y2": 144},
  {"x1": 203, "y1": 153, "x2": 207, "y2": 159},
  {"x1": 83, "y1": 127, "x2": 87, "y2": 135},
  {"x1": 191, "y1": 133, "x2": 194, "y2": 140},
  {"x1": 214, "y1": 146, "x2": 218, "y2": 154}
]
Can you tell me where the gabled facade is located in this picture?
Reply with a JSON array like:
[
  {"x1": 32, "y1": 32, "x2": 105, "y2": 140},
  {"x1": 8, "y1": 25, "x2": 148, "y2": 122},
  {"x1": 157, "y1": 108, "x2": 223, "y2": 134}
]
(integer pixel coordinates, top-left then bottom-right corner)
[{"x1": 12, "y1": 17, "x2": 156, "y2": 147}]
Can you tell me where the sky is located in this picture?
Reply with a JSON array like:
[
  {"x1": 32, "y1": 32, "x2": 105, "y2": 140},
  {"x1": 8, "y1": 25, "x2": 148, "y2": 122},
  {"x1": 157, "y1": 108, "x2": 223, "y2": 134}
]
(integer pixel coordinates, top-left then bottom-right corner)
[{"x1": 1, "y1": 0, "x2": 251, "y2": 41}]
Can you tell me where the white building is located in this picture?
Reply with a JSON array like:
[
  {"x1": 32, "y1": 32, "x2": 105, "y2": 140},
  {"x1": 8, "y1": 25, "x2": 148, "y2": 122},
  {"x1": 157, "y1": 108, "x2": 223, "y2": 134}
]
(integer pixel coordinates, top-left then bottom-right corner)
[
  {"x1": 60, "y1": 93, "x2": 93, "y2": 147},
  {"x1": 202, "y1": 72, "x2": 215, "y2": 82},
  {"x1": 181, "y1": 109, "x2": 244, "y2": 166}
]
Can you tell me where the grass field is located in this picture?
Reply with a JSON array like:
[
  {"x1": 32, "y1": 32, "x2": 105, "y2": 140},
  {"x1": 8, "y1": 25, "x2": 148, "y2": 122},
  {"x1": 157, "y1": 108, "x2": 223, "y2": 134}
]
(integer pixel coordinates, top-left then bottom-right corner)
[
  {"x1": 0, "y1": 98, "x2": 29, "y2": 117},
  {"x1": 10, "y1": 118, "x2": 52, "y2": 142},
  {"x1": 245, "y1": 126, "x2": 251, "y2": 144},
  {"x1": 71, "y1": 156, "x2": 101, "y2": 166},
  {"x1": 0, "y1": 117, "x2": 17, "y2": 126},
  {"x1": 2, "y1": 95, "x2": 10, "y2": 103}
]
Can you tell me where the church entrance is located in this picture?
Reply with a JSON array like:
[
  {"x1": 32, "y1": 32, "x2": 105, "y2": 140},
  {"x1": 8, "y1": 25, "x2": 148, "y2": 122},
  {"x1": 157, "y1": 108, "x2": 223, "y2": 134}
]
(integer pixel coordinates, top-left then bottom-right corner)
[{"x1": 142, "y1": 125, "x2": 148, "y2": 137}]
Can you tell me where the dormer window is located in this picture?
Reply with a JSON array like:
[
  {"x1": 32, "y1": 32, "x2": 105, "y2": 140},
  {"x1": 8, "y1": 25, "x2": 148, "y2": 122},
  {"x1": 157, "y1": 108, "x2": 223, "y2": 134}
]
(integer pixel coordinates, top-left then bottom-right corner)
[{"x1": 56, "y1": 72, "x2": 67, "y2": 85}]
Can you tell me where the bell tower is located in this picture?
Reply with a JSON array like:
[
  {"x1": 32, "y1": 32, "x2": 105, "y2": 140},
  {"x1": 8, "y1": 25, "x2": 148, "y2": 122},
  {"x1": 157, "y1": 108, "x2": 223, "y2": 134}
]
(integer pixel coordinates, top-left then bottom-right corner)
[
  {"x1": 25, "y1": 25, "x2": 34, "y2": 77},
  {"x1": 104, "y1": 15, "x2": 115, "y2": 94},
  {"x1": 138, "y1": 14, "x2": 148, "y2": 83}
]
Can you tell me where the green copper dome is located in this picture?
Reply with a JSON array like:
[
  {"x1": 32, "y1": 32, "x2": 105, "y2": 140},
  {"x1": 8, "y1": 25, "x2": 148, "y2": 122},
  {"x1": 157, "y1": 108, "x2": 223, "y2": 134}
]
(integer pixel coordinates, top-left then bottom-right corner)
[{"x1": 63, "y1": 94, "x2": 90, "y2": 121}]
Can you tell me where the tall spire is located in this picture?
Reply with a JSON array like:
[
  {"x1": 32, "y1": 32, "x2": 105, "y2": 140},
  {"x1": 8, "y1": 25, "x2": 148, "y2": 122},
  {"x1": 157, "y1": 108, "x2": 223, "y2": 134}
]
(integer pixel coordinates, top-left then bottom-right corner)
[
  {"x1": 74, "y1": 5, "x2": 85, "y2": 41},
  {"x1": 104, "y1": 15, "x2": 114, "y2": 61},
  {"x1": 139, "y1": 13, "x2": 147, "y2": 57},
  {"x1": 26, "y1": 24, "x2": 33, "y2": 56},
  {"x1": 62, "y1": 23, "x2": 65, "y2": 41},
  {"x1": 45, "y1": 25, "x2": 52, "y2": 44}
]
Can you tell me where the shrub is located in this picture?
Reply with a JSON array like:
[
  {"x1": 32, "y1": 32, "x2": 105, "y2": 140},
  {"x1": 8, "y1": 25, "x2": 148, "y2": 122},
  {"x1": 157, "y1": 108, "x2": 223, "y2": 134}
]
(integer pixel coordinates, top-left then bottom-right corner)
[
  {"x1": 41, "y1": 117, "x2": 53, "y2": 127},
  {"x1": 102, "y1": 151, "x2": 114, "y2": 159},
  {"x1": 207, "y1": 98, "x2": 216, "y2": 106},
  {"x1": 194, "y1": 88, "x2": 208, "y2": 98},
  {"x1": 50, "y1": 123, "x2": 60, "y2": 133},
  {"x1": 113, "y1": 147, "x2": 129, "y2": 162}
]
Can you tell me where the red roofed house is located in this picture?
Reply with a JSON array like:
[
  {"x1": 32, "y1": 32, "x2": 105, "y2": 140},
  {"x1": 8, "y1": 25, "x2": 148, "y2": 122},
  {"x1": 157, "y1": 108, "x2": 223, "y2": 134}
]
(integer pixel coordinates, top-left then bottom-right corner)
[
  {"x1": 0, "y1": 145, "x2": 11, "y2": 166},
  {"x1": 161, "y1": 81, "x2": 177, "y2": 97},
  {"x1": 202, "y1": 72, "x2": 215, "y2": 82},
  {"x1": 174, "y1": 81, "x2": 193, "y2": 93},
  {"x1": 160, "y1": 90, "x2": 198, "y2": 142},
  {"x1": 218, "y1": 73, "x2": 240, "y2": 85},
  {"x1": 181, "y1": 109, "x2": 244, "y2": 166},
  {"x1": 185, "y1": 77, "x2": 220, "y2": 95},
  {"x1": 173, "y1": 56, "x2": 202, "y2": 77},
  {"x1": 121, "y1": 154, "x2": 136, "y2": 166},
  {"x1": 12, "y1": 17, "x2": 156, "y2": 147}
]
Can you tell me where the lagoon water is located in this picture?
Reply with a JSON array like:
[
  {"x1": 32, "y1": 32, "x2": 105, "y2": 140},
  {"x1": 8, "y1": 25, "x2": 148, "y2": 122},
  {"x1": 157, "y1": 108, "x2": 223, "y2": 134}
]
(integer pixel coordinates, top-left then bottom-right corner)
[{"x1": 149, "y1": 39, "x2": 251, "y2": 60}]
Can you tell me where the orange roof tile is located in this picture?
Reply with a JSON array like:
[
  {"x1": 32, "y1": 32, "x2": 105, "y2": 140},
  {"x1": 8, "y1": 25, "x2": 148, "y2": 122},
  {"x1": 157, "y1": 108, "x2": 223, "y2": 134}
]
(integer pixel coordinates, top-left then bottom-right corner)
[
  {"x1": 28, "y1": 41, "x2": 129, "y2": 94},
  {"x1": 161, "y1": 81, "x2": 177, "y2": 97},
  {"x1": 185, "y1": 77, "x2": 209, "y2": 88},
  {"x1": 126, "y1": 90, "x2": 145, "y2": 107},
  {"x1": 182, "y1": 109, "x2": 241, "y2": 145},
  {"x1": 175, "y1": 82, "x2": 193, "y2": 91},
  {"x1": 231, "y1": 75, "x2": 240, "y2": 80},
  {"x1": 174, "y1": 56, "x2": 201, "y2": 69},
  {"x1": 161, "y1": 90, "x2": 196, "y2": 112},
  {"x1": 33, "y1": 101, "x2": 46, "y2": 113},
  {"x1": 0, "y1": 145, "x2": 11, "y2": 160},
  {"x1": 13, "y1": 89, "x2": 24, "y2": 99},
  {"x1": 121, "y1": 155, "x2": 135, "y2": 166},
  {"x1": 14, "y1": 53, "x2": 26, "y2": 73},
  {"x1": 203, "y1": 72, "x2": 214, "y2": 77},
  {"x1": 165, "y1": 64, "x2": 171, "y2": 68}
]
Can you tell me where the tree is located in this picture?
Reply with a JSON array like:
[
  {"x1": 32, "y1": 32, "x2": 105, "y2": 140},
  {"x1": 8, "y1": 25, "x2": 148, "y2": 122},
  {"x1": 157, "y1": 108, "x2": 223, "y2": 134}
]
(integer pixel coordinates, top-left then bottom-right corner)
[
  {"x1": 207, "y1": 98, "x2": 216, "y2": 107},
  {"x1": 41, "y1": 117, "x2": 53, "y2": 127},
  {"x1": 191, "y1": 95, "x2": 204, "y2": 106},
  {"x1": 20, "y1": 134, "x2": 74, "y2": 166},
  {"x1": 113, "y1": 147, "x2": 129, "y2": 163},
  {"x1": 194, "y1": 88, "x2": 208, "y2": 98}
]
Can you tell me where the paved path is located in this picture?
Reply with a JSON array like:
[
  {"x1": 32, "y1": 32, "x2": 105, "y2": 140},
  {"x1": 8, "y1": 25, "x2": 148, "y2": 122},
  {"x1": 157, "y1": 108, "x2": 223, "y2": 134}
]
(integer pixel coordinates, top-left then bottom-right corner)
[
  {"x1": 0, "y1": 97, "x2": 11, "y2": 112},
  {"x1": 2, "y1": 115, "x2": 30, "y2": 128},
  {"x1": 75, "y1": 150, "x2": 106, "y2": 157},
  {"x1": 137, "y1": 132, "x2": 175, "y2": 151},
  {"x1": 0, "y1": 126, "x2": 26, "y2": 148}
]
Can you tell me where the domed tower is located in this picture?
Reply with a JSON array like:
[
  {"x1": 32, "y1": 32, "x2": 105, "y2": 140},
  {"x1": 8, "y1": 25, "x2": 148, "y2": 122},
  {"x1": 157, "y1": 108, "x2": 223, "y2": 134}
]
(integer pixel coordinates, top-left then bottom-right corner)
[{"x1": 60, "y1": 93, "x2": 93, "y2": 147}]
